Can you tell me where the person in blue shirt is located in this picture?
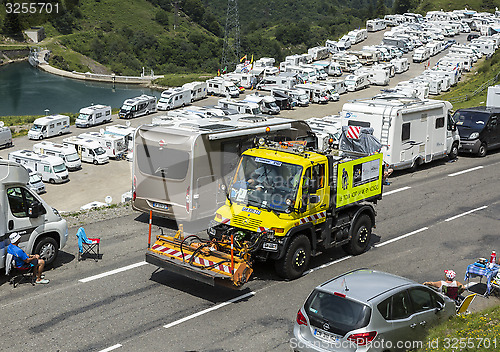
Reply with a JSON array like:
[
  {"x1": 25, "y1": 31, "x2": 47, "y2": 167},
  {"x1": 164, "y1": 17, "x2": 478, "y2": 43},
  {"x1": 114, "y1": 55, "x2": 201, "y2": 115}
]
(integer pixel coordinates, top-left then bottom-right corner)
[{"x1": 7, "y1": 232, "x2": 49, "y2": 284}]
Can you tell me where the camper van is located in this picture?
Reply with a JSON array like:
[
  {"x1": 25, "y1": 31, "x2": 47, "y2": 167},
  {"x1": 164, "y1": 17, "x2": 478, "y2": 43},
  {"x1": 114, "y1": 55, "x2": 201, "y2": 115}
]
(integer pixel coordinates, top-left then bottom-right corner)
[
  {"x1": 307, "y1": 46, "x2": 330, "y2": 61},
  {"x1": 217, "y1": 99, "x2": 261, "y2": 115},
  {"x1": 0, "y1": 122, "x2": 12, "y2": 148},
  {"x1": 256, "y1": 72, "x2": 298, "y2": 91},
  {"x1": 206, "y1": 78, "x2": 240, "y2": 98},
  {"x1": 272, "y1": 87, "x2": 310, "y2": 107},
  {"x1": 306, "y1": 116, "x2": 342, "y2": 150},
  {"x1": 413, "y1": 47, "x2": 431, "y2": 62},
  {"x1": 78, "y1": 132, "x2": 127, "y2": 159},
  {"x1": 366, "y1": 18, "x2": 387, "y2": 32},
  {"x1": 27, "y1": 169, "x2": 45, "y2": 194},
  {"x1": 105, "y1": 124, "x2": 136, "y2": 151},
  {"x1": 157, "y1": 88, "x2": 191, "y2": 111},
  {"x1": 347, "y1": 29, "x2": 368, "y2": 44},
  {"x1": 391, "y1": 58, "x2": 409, "y2": 73},
  {"x1": 344, "y1": 73, "x2": 370, "y2": 91},
  {"x1": 8, "y1": 150, "x2": 69, "y2": 184},
  {"x1": 0, "y1": 160, "x2": 68, "y2": 269},
  {"x1": 75, "y1": 105, "x2": 112, "y2": 128},
  {"x1": 132, "y1": 117, "x2": 315, "y2": 221},
  {"x1": 182, "y1": 81, "x2": 207, "y2": 102},
  {"x1": 119, "y1": 95, "x2": 157, "y2": 119},
  {"x1": 33, "y1": 141, "x2": 82, "y2": 171},
  {"x1": 325, "y1": 40, "x2": 340, "y2": 54},
  {"x1": 243, "y1": 94, "x2": 280, "y2": 115},
  {"x1": 28, "y1": 115, "x2": 70, "y2": 140},
  {"x1": 341, "y1": 97, "x2": 460, "y2": 171},
  {"x1": 331, "y1": 54, "x2": 362, "y2": 73},
  {"x1": 324, "y1": 79, "x2": 347, "y2": 95},
  {"x1": 62, "y1": 136, "x2": 109, "y2": 165},
  {"x1": 356, "y1": 67, "x2": 389, "y2": 86},
  {"x1": 294, "y1": 84, "x2": 329, "y2": 104}
]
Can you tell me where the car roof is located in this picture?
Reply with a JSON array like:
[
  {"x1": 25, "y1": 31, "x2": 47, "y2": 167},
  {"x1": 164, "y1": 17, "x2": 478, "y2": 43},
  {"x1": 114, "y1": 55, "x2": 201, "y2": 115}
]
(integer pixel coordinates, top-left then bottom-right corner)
[{"x1": 318, "y1": 269, "x2": 415, "y2": 303}]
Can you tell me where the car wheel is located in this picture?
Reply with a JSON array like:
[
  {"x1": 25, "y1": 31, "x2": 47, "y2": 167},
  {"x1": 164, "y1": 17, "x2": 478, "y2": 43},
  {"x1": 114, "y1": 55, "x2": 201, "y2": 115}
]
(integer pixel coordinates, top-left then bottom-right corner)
[
  {"x1": 34, "y1": 236, "x2": 59, "y2": 266},
  {"x1": 448, "y1": 142, "x2": 459, "y2": 160},
  {"x1": 49, "y1": 179, "x2": 55, "y2": 184},
  {"x1": 93, "y1": 160, "x2": 98, "y2": 165},
  {"x1": 39, "y1": 135, "x2": 43, "y2": 140},
  {"x1": 478, "y1": 143, "x2": 487, "y2": 157},
  {"x1": 275, "y1": 234, "x2": 311, "y2": 280},
  {"x1": 343, "y1": 214, "x2": 372, "y2": 255}
]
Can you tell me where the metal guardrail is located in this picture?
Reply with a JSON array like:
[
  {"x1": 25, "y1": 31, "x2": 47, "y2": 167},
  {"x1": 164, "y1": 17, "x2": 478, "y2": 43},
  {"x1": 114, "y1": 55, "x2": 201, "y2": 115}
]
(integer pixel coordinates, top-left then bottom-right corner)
[{"x1": 448, "y1": 73, "x2": 500, "y2": 104}]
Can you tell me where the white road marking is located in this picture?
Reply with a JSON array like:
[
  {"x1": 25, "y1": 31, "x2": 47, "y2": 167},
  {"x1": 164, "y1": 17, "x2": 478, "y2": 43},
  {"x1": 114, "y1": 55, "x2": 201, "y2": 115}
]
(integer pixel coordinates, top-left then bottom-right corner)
[
  {"x1": 448, "y1": 166, "x2": 483, "y2": 177},
  {"x1": 164, "y1": 291, "x2": 256, "y2": 329},
  {"x1": 445, "y1": 206, "x2": 488, "y2": 222},
  {"x1": 383, "y1": 186, "x2": 411, "y2": 196},
  {"x1": 375, "y1": 227, "x2": 429, "y2": 248},
  {"x1": 79, "y1": 261, "x2": 148, "y2": 283},
  {"x1": 99, "y1": 344, "x2": 122, "y2": 352},
  {"x1": 303, "y1": 256, "x2": 352, "y2": 276}
]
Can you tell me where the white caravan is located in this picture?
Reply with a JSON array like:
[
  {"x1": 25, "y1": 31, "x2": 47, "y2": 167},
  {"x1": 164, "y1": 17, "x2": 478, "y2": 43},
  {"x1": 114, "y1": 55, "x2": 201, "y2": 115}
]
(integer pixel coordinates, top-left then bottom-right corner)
[
  {"x1": 347, "y1": 29, "x2": 368, "y2": 44},
  {"x1": 341, "y1": 97, "x2": 460, "y2": 171},
  {"x1": 27, "y1": 169, "x2": 45, "y2": 194},
  {"x1": 217, "y1": 99, "x2": 261, "y2": 115},
  {"x1": 0, "y1": 122, "x2": 12, "y2": 148},
  {"x1": 391, "y1": 58, "x2": 409, "y2": 73},
  {"x1": 105, "y1": 124, "x2": 136, "y2": 151},
  {"x1": 344, "y1": 73, "x2": 370, "y2": 91},
  {"x1": 356, "y1": 67, "x2": 389, "y2": 86},
  {"x1": 182, "y1": 81, "x2": 207, "y2": 102},
  {"x1": 305, "y1": 116, "x2": 342, "y2": 150},
  {"x1": 272, "y1": 87, "x2": 310, "y2": 107},
  {"x1": 308, "y1": 46, "x2": 330, "y2": 61},
  {"x1": 206, "y1": 78, "x2": 240, "y2": 98},
  {"x1": 119, "y1": 95, "x2": 157, "y2": 119},
  {"x1": 8, "y1": 150, "x2": 69, "y2": 184},
  {"x1": 411, "y1": 77, "x2": 442, "y2": 95},
  {"x1": 413, "y1": 47, "x2": 431, "y2": 62},
  {"x1": 75, "y1": 104, "x2": 112, "y2": 128},
  {"x1": 62, "y1": 136, "x2": 109, "y2": 165},
  {"x1": 242, "y1": 94, "x2": 280, "y2": 115},
  {"x1": 28, "y1": 115, "x2": 70, "y2": 140},
  {"x1": 325, "y1": 40, "x2": 340, "y2": 54},
  {"x1": 157, "y1": 88, "x2": 191, "y2": 111},
  {"x1": 366, "y1": 19, "x2": 387, "y2": 32},
  {"x1": 256, "y1": 72, "x2": 298, "y2": 91},
  {"x1": 78, "y1": 132, "x2": 127, "y2": 159},
  {"x1": 294, "y1": 84, "x2": 329, "y2": 104},
  {"x1": 331, "y1": 54, "x2": 362, "y2": 72},
  {"x1": 324, "y1": 79, "x2": 347, "y2": 95},
  {"x1": 396, "y1": 81, "x2": 430, "y2": 100},
  {"x1": 33, "y1": 141, "x2": 82, "y2": 171},
  {"x1": 0, "y1": 159, "x2": 68, "y2": 269}
]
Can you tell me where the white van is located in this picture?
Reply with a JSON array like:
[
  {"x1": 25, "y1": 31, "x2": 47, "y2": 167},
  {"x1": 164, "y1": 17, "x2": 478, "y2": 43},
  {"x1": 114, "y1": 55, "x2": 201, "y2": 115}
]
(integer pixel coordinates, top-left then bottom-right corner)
[
  {"x1": 182, "y1": 81, "x2": 207, "y2": 102},
  {"x1": 8, "y1": 150, "x2": 69, "y2": 184},
  {"x1": 28, "y1": 115, "x2": 70, "y2": 140},
  {"x1": 206, "y1": 78, "x2": 240, "y2": 98},
  {"x1": 75, "y1": 104, "x2": 112, "y2": 128},
  {"x1": 63, "y1": 136, "x2": 109, "y2": 165},
  {"x1": 0, "y1": 122, "x2": 12, "y2": 148},
  {"x1": 33, "y1": 141, "x2": 82, "y2": 171},
  {"x1": 27, "y1": 169, "x2": 45, "y2": 194},
  {"x1": 157, "y1": 88, "x2": 191, "y2": 111},
  {"x1": 119, "y1": 95, "x2": 157, "y2": 119},
  {"x1": 331, "y1": 54, "x2": 362, "y2": 72},
  {"x1": 78, "y1": 131, "x2": 127, "y2": 159},
  {"x1": 0, "y1": 160, "x2": 68, "y2": 268},
  {"x1": 217, "y1": 99, "x2": 261, "y2": 115},
  {"x1": 294, "y1": 84, "x2": 329, "y2": 104},
  {"x1": 242, "y1": 94, "x2": 280, "y2": 115},
  {"x1": 344, "y1": 73, "x2": 370, "y2": 91}
]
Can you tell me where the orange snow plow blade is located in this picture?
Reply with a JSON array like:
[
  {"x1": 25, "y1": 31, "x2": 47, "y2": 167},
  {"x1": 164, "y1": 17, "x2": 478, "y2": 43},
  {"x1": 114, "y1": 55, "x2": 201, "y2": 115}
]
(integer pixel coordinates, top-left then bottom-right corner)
[{"x1": 146, "y1": 226, "x2": 253, "y2": 289}]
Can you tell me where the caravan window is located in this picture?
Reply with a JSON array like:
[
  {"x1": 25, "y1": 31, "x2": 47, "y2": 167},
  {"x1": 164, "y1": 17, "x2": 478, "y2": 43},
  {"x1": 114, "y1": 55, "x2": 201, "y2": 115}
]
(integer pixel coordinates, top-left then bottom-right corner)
[
  {"x1": 435, "y1": 117, "x2": 445, "y2": 129},
  {"x1": 106, "y1": 111, "x2": 111, "y2": 116},
  {"x1": 402, "y1": 122, "x2": 411, "y2": 141},
  {"x1": 97, "y1": 113, "x2": 102, "y2": 118},
  {"x1": 50, "y1": 124, "x2": 54, "y2": 128},
  {"x1": 136, "y1": 144, "x2": 189, "y2": 180},
  {"x1": 7, "y1": 187, "x2": 37, "y2": 218},
  {"x1": 348, "y1": 120, "x2": 371, "y2": 128},
  {"x1": 44, "y1": 165, "x2": 51, "y2": 173}
]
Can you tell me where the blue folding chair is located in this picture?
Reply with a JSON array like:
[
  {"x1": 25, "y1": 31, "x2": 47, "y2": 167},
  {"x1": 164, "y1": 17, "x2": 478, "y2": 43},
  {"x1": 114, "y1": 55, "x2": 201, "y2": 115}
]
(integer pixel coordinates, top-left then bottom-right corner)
[{"x1": 76, "y1": 227, "x2": 100, "y2": 261}]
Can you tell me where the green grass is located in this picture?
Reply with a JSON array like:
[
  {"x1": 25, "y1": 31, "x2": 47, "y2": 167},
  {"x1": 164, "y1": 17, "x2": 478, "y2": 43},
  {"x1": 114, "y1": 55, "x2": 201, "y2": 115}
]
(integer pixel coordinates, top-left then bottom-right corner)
[
  {"x1": 153, "y1": 73, "x2": 214, "y2": 87},
  {"x1": 1, "y1": 112, "x2": 79, "y2": 138},
  {"x1": 416, "y1": 305, "x2": 500, "y2": 352},
  {"x1": 45, "y1": 41, "x2": 93, "y2": 72}
]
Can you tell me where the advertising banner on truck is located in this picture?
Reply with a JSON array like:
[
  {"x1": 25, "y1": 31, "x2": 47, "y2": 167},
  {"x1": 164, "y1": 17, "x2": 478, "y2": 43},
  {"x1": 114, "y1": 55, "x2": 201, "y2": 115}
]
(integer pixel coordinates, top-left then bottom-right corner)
[{"x1": 336, "y1": 153, "x2": 383, "y2": 208}]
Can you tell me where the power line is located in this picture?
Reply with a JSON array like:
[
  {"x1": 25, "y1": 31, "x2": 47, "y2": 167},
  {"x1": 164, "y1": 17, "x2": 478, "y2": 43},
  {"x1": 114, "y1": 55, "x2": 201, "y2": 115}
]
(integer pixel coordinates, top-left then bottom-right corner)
[{"x1": 221, "y1": 0, "x2": 240, "y2": 72}]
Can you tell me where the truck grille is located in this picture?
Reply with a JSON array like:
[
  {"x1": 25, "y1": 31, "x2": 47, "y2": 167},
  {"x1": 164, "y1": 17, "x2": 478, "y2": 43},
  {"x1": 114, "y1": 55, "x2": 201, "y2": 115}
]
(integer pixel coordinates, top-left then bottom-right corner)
[{"x1": 232, "y1": 215, "x2": 262, "y2": 231}]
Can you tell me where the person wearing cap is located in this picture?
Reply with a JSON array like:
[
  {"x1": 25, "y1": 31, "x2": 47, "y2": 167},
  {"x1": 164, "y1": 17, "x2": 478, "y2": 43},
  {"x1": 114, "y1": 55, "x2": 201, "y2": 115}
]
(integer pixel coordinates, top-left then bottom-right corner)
[
  {"x1": 424, "y1": 269, "x2": 464, "y2": 302},
  {"x1": 7, "y1": 232, "x2": 49, "y2": 284}
]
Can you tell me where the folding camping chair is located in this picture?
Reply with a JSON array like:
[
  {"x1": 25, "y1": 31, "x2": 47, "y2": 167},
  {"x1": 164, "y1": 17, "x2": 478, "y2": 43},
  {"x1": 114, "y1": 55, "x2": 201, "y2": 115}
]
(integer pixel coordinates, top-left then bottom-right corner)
[
  {"x1": 456, "y1": 293, "x2": 477, "y2": 315},
  {"x1": 76, "y1": 227, "x2": 100, "y2": 261},
  {"x1": 5, "y1": 253, "x2": 35, "y2": 288}
]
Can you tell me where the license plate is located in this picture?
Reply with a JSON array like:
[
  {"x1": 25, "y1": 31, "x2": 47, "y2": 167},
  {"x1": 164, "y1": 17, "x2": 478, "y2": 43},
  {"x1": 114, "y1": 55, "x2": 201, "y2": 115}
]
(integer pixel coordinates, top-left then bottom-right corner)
[
  {"x1": 262, "y1": 242, "x2": 278, "y2": 251},
  {"x1": 152, "y1": 202, "x2": 169, "y2": 210},
  {"x1": 314, "y1": 329, "x2": 340, "y2": 343}
]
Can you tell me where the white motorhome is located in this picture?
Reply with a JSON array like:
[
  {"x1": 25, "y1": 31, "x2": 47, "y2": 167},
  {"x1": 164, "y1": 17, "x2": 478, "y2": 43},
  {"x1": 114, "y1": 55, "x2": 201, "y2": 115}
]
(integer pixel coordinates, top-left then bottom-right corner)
[
  {"x1": 294, "y1": 83, "x2": 329, "y2": 104},
  {"x1": 273, "y1": 87, "x2": 310, "y2": 107},
  {"x1": 325, "y1": 40, "x2": 340, "y2": 54},
  {"x1": 283, "y1": 65, "x2": 318, "y2": 83},
  {"x1": 397, "y1": 81, "x2": 430, "y2": 100},
  {"x1": 256, "y1": 72, "x2": 298, "y2": 91},
  {"x1": 347, "y1": 29, "x2": 368, "y2": 44},
  {"x1": 157, "y1": 88, "x2": 191, "y2": 111},
  {"x1": 217, "y1": 99, "x2": 261, "y2": 115},
  {"x1": 413, "y1": 47, "x2": 431, "y2": 62},
  {"x1": 62, "y1": 136, "x2": 109, "y2": 165},
  {"x1": 119, "y1": 95, "x2": 157, "y2": 119},
  {"x1": 308, "y1": 46, "x2": 330, "y2": 61},
  {"x1": 243, "y1": 94, "x2": 280, "y2": 115},
  {"x1": 0, "y1": 159, "x2": 68, "y2": 269},
  {"x1": 305, "y1": 116, "x2": 342, "y2": 150},
  {"x1": 366, "y1": 19, "x2": 387, "y2": 32},
  {"x1": 341, "y1": 97, "x2": 460, "y2": 171},
  {"x1": 324, "y1": 79, "x2": 347, "y2": 95},
  {"x1": 27, "y1": 169, "x2": 45, "y2": 194},
  {"x1": 391, "y1": 58, "x2": 409, "y2": 73},
  {"x1": 470, "y1": 39, "x2": 496, "y2": 55},
  {"x1": 8, "y1": 150, "x2": 69, "y2": 184},
  {"x1": 356, "y1": 67, "x2": 389, "y2": 86},
  {"x1": 105, "y1": 124, "x2": 136, "y2": 151},
  {"x1": 411, "y1": 77, "x2": 442, "y2": 95},
  {"x1": 75, "y1": 105, "x2": 112, "y2": 128},
  {"x1": 337, "y1": 36, "x2": 352, "y2": 50},
  {"x1": 182, "y1": 81, "x2": 208, "y2": 102},
  {"x1": 344, "y1": 73, "x2": 370, "y2": 91},
  {"x1": 331, "y1": 54, "x2": 362, "y2": 72},
  {"x1": 28, "y1": 115, "x2": 70, "y2": 140},
  {"x1": 206, "y1": 78, "x2": 240, "y2": 98},
  {"x1": 0, "y1": 122, "x2": 12, "y2": 148},
  {"x1": 426, "y1": 41, "x2": 444, "y2": 56},
  {"x1": 313, "y1": 61, "x2": 342, "y2": 76},
  {"x1": 78, "y1": 131, "x2": 127, "y2": 159},
  {"x1": 33, "y1": 141, "x2": 82, "y2": 171}
]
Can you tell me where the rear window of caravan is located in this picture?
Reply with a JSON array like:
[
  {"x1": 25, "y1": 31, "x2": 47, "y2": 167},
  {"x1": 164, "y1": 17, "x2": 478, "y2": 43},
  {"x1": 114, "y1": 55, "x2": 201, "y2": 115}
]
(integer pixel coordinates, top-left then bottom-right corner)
[{"x1": 136, "y1": 144, "x2": 189, "y2": 180}]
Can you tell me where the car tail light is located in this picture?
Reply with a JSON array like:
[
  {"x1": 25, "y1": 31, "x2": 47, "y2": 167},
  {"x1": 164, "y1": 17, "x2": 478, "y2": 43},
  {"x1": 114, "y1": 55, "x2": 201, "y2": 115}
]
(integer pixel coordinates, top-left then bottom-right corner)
[
  {"x1": 296, "y1": 310, "x2": 308, "y2": 326},
  {"x1": 347, "y1": 331, "x2": 377, "y2": 346},
  {"x1": 133, "y1": 175, "x2": 137, "y2": 191},
  {"x1": 186, "y1": 186, "x2": 190, "y2": 213},
  {"x1": 133, "y1": 191, "x2": 136, "y2": 201}
]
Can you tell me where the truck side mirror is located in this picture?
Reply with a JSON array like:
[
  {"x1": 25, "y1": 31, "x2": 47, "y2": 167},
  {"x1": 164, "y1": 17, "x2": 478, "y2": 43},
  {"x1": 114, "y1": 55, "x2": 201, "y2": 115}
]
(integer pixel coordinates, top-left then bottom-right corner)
[
  {"x1": 28, "y1": 201, "x2": 45, "y2": 218},
  {"x1": 309, "y1": 195, "x2": 320, "y2": 204}
]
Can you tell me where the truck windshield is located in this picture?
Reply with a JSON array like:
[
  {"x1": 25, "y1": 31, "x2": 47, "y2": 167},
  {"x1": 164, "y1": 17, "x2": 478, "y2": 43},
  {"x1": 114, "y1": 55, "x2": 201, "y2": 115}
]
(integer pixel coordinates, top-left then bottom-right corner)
[
  {"x1": 29, "y1": 173, "x2": 42, "y2": 183},
  {"x1": 78, "y1": 114, "x2": 91, "y2": 121},
  {"x1": 121, "y1": 104, "x2": 133, "y2": 111},
  {"x1": 53, "y1": 163, "x2": 67, "y2": 173},
  {"x1": 230, "y1": 155, "x2": 302, "y2": 212},
  {"x1": 453, "y1": 110, "x2": 489, "y2": 130},
  {"x1": 66, "y1": 152, "x2": 80, "y2": 162},
  {"x1": 31, "y1": 124, "x2": 42, "y2": 131},
  {"x1": 95, "y1": 147, "x2": 106, "y2": 155}
]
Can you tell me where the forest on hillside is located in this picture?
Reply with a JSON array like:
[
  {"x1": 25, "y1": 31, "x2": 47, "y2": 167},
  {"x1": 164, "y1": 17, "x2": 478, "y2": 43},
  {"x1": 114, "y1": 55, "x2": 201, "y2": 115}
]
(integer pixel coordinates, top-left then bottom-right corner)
[{"x1": 0, "y1": 0, "x2": 499, "y2": 75}]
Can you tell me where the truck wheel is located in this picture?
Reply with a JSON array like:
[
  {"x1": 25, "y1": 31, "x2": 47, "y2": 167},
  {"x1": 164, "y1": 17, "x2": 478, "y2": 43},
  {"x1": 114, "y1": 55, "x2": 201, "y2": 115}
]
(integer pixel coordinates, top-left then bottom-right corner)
[
  {"x1": 410, "y1": 158, "x2": 420, "y2": 172},
  {"x1": 274, "y1": 234, "x2": 311, "y2": 280},
  {"x1": 448, "y1": 142, "x2": 459, "y2": 160},
  {"x1": 39, "y1": 135, "x2": 43, "y2": 140},
  {"x1": 343, "y1": 215, "x2": 372, "y2": 255},
  {"x1": 478, "y1": 143, "x2": 487, "y2": 157},
  {"x1": 49, "y1": 179, "x2": 55, "y2": 184},
  {"x1": 34, "y1": 237, "x2": 59, "y2": 266},
  {"x1": 93, "y1": 160, "x2": 98, "y2": 165}
]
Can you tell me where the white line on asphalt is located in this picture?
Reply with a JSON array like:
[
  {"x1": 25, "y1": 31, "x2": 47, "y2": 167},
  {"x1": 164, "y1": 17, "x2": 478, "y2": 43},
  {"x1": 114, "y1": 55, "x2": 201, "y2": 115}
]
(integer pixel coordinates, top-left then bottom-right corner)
[
  {"x1": 445, "y1": 206, "x2": 488, "y2": 222},
  {"x1": 383, "y1": 186, "x2": 411, "y2": 196},
  {"x1": 448, "y1": 166, "x2": 483, "y2": 177},
  {"x1": 79, "y1": 261, "x2": 149, "y2": 283},
  {"x1": 375, "y1": 227, "x2": 429, "y2": 248},
  {"x1": 303, "y1": 256, "x2": 353, "y2": 276},
  {"x1": 99, "y1": 344, "x2": 122, "y2": 352},
  {"x1": 164, "y1": 291, "x2": 256, "y2": 329}
]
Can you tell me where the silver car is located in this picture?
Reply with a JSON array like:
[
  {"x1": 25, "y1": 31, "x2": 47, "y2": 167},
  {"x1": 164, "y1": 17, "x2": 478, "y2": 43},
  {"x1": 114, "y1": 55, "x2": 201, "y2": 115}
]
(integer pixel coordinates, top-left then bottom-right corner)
[{"x1": 292, "y1": 269, "x2": 456, "y2": 352}]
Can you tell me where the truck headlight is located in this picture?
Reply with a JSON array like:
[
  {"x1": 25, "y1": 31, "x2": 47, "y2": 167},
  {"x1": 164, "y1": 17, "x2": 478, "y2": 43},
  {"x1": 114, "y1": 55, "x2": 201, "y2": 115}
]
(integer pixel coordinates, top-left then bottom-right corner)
[{"x1": 469, "y1": 132, "x2": 479, "y2": 140}]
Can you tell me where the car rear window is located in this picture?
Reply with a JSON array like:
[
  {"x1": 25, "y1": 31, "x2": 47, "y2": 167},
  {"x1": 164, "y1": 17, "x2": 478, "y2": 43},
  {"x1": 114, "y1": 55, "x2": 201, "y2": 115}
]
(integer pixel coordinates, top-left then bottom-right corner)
[
  {"x1": 305, "y1": 289, "x2": 371, "y2": 336},
  {"x1": 136, "y1": 144, "x2": 189, "y2": 180}
]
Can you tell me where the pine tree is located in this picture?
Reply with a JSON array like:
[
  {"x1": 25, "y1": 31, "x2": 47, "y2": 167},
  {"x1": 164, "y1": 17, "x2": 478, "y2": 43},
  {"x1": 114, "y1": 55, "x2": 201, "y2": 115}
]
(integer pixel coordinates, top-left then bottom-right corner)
[{"x1": 2, "y1": 12, "x2": 22, "y2": 37}]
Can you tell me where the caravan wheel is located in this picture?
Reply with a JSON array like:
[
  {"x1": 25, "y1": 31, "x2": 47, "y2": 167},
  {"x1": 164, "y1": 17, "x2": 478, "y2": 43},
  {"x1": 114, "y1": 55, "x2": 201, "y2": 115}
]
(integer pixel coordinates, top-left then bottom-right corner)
[{"x1": 410, "y1": 158, "x2": 421, "y2": 172}]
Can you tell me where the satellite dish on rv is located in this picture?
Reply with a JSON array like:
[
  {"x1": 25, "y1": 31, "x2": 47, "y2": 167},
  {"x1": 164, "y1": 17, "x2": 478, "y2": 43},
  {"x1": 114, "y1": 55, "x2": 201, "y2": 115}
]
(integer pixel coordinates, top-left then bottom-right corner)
[{"x1": 105, "y1": 196, "x2": 112, "y2": 204}]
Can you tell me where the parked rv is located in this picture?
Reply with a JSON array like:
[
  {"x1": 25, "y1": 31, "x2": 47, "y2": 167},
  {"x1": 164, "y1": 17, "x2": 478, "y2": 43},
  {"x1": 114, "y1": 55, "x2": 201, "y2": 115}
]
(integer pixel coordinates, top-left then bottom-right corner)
[
  {"x1": 307, "y1": 46, "x2": 330, "y2": 61},
  {"x1": 341, "y1": 97, "x2": 460, "y2": 170},
  {"x1": 256, "y1": 72, "x2": 298, "y2": 91},
  {"x1": 331, "y1": 54, "x2": 362, "y2": 73},
  {"x1": 207, "y1": 78, "x2": 240, "y2": 97},
  {"x1": 271, "y1": 90, "x2": 293, "y2": 110},
  {"x1": 8, "y1": 150, "x2": 69, "y2": 184},
  {"x1": 243, "y1": 94, "x2": 280, "y2": 115},
  {"x1": 344, "y1": 73, "x2": 370, "y2": 91},
  {"x1": 119, "y1": 95, "x2": 157, "y2": 119},
  {"x1": 294, "y1": 84, "x2": 329, "y2": 104},
  {"x1": 0, "y1": 122, "x2": 12, "y2": 148},
  {"x1": 182, "y1": 81, "x2": 207, "y2": 102},
  {"x1": 157, "y1": 88, "x2": 191, "y2": 111},
  {"x1": 217, "y1": 99, "x2": 261, "y2": 115},
  {"x1": 356, "y1": 67, "x2": 389, "y2": 86},
  {"x1": 391, "y1": 58, "x2": 410, "y2": 73},
  {"x1": 366, "y1": 18, "x2": 387, "y2": 32},
  {"x1": 413, "y1": 47, "x2": 431, "y2": 62},
  {"x1": 33, "y1": 141, "x2": 82, "y2": 171},
  {"x1": 273, "y1": 87, "x2": 310, "y2": 107},
  {"x1": 63, "y1": 136, "x2": 109, "y2": 165},
  {"x1": 75, "y1": 104, "x2": 112, "y2": 128},
  {"x1": 27, "y1": 169, "x2": 45, "y2": 194},
  {"x1": 105, "y1": 124, "x2": 136, "y2": 151},
  {"x1": 78, "y1": 132, "x2": 127, "y2": 159},
  {"x1": 28, "y1": 115, "x2": 70, "y2": 140}
]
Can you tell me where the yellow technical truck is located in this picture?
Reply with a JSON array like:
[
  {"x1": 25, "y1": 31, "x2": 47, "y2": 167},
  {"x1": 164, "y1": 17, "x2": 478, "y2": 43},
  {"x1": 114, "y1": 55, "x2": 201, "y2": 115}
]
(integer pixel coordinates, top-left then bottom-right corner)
[{"x1": 146, "y1": 140, "x2": 383, "y2": 288}]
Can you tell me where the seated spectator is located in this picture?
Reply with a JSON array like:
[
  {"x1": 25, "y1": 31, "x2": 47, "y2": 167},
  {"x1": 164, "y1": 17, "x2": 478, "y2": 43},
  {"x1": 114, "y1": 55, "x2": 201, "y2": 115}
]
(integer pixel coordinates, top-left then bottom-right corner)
[{"x1": 7, "y1": 232, "x2": 49, "y2": 284}]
